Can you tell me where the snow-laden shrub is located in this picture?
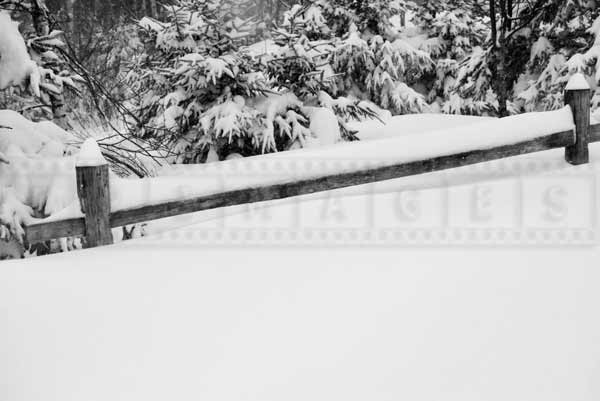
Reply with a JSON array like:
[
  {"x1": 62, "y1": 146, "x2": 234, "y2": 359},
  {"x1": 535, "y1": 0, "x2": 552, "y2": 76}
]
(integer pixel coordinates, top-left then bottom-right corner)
[
  {"x1": 447, "y1": 47, "x2": 497, "y2": 115},
  {"x1": 515, "y1": 7, "x2": 600, "y2": 113},
  {"x1": 441, "y1": 0, "x2": 599, "y2": 116},
  {"x1": 267, "y1": 5, "x2": 381, "y2": 139},
  {"x1": 0, "y1": 110, "x2": 80, "y2": 257},
  {"x1": 268, "y1": 5, "x2": 336, "y2": 99},
  {"x1": 315, "y1": 0, "x2": 414, "y2": 39},
  {"x1": 413, "y1": 6, "x2": 488, "y2": 114},
  {"x1": 329, "y1": 26, "x2": 431, "y2": 114},
  {"x1": 126, "y1": 0, "x2": 316, "y2": 162},
  {"x1": 279, "y1": 0, "x2": 432, "y2": 115},
  {"x1": 122, "y1": 0, "x2": 451, "y2": 165},
  {"x1": 281, "y1": 3, "x2": 332, "y2": 41},
  {"x1": 127, "y1": 0, "x2": 388, "y2": 162}
]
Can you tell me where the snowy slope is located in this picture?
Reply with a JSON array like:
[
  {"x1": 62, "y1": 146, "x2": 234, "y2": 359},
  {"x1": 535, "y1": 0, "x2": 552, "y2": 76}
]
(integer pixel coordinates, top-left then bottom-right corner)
[
  {"x1": 1, "y1": 232, "x2": 600, "y2": 401},
  {"x1": 2, "y1": 136, "x2": 600, "y2": 401}
]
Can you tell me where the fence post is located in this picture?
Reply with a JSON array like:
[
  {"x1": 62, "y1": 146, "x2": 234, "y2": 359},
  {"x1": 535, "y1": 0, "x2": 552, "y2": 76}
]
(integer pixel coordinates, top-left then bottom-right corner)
[
  {"x1": 564, "y1": 73, "x2": 591, "y2": 165},
  {"x1": 76, "y1": 139, "x2": 113, "y2": 248}
]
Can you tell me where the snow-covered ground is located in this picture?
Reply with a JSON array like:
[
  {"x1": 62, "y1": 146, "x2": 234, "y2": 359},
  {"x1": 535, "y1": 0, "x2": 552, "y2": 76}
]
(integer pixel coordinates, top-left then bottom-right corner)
[
  {"x1": 2, "y1": 232, "x2": 600, "y2": 401},
  {"x1": 3, "y1": 3, "x2": 600, "y2": 399},
  {"x1": 1, "y1": 80, "x2": 598, "y2": 400},
  {"x1": 351, "y1": 113, "x2": 493, "y2": 141},
  {"x1": 2, "y1": 137, "x2": 600, "y2": 401}
]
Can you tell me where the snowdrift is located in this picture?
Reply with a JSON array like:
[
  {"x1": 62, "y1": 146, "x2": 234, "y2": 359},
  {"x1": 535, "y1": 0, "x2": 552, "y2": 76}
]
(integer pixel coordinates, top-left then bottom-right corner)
[
  {"x1": 351, "y1": 113, "x2": 493, "y2": 141},
  {"x1": 2, "y1": 207, "x2": 600, "y2": 401},
  {"x1": 0, "y1": 111, "x2": 77, "y2": 245}
]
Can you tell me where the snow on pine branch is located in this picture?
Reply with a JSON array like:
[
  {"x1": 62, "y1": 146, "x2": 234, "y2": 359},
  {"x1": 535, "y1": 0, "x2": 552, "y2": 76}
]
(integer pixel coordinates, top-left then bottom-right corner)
[
  {"x1": 0, "y1": 11, "x2": 36, "y2": 91},
  {"x1": 128, "y1": 0, "x2": 399, "y2": 164},
  {"x1": 0, "y1": 10, "x2": 80, "y2": 120}
]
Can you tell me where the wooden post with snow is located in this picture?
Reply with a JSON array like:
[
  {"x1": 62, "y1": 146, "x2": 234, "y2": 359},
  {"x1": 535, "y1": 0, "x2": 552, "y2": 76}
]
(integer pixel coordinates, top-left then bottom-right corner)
[
  {"x1": 564, "y1": 73, "x2": 591, "y2": 165},
  {"x1": 76, "y1": 139, "x2": 113, "y2": 248}
]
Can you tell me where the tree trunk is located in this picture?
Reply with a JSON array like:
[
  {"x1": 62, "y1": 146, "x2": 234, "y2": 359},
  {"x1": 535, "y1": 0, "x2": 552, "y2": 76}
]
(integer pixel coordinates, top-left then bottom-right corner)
[
  {"x1": 488, "y1": 0, "x2": 511, "y2": 117},
  {"x1": 149, "y1": 0, "x2": 157, "y2": 18},
  {"x1": 31, "y1": 0, "x2": 67, "y2": 124},
  {"x1": 274, "y1": 0, "x2": 282, "y2": 24},
  {"x1": 31, "y1": 0, "x2": 50, "y2": 36},
  {"x1": 489, "y1": 46, "x2": 511, "y2": 117},
  {"x1": 496, "y1": 64, "x2": 511, "y2": 117},
  {"x1": 489, "y1": 0, "x2": 497, "y2": 46},
  {"x1": 140, "y1": 0, "x2": 147, "y2": 17},
  {"x1": 65, "y1": 0, "x2": 76, "y2": 34}
]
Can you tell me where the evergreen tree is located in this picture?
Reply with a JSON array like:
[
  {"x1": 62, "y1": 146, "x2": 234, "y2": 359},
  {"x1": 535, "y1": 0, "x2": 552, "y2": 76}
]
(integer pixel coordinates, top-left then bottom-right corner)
[
  {"x1": 127, "y1": 0, "x2": 306, "y2": 162},
  {"x1": 413, "y1": 0, "x2": 489, "y2": 113},
  {"x1": 515, "y1": 1, "x2": 600, "y2": 112},
  {"x1": 448, "y1": 0, "x2": 599, "y2": 116},
  {"x1": 301, "y1": 0, "x2": 433, "y2": 114},
  {"x1": 127, "y1": 0, "x2": 384, "y2": 162}
]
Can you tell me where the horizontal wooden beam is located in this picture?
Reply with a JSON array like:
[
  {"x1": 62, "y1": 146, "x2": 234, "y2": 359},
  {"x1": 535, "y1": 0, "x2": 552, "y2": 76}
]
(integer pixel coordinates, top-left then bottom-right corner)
[
  {"x1": 25, "y1": 217, "x2": 86, "y2": 244},
  {"x1": 25, "y1": 129, "x2": 575, "y2": 244},
  {"x1": 590, "y1": 123, "x2": 600, "y2": 143},
  {"x1": 111, "y1": 130, "x2": 574, "y2": 227}
]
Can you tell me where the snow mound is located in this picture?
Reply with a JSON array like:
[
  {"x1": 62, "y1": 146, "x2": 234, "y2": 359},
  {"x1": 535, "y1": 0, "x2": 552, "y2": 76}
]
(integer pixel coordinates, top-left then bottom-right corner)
[
  {"x1": 4, "y1": 183, "x2": 600, "y2": 401},
  {"x1": 0, "y1": 110, "x2": 75, "y2": 157},
  {"x1": 139, "y1": 17, "x2": 164, "y2": 32},
  {"x1": 0, "y1": 110, "x2": 79, "y2": 243},
  {"x1": 593, "y1": 109, "x2": 600, "y2": 124},
  {"x1": 77, "y1": 138, "x2": 107, "y2": 167},
  {"x1": 565, "y1": 73, "x2": 591, "y2": 91},
  {"x1": 351, "y1": 114, "x2": 494, "y2": 141},
  {"x1": 245, "y1": 39, "x2": 281, "y2": 58},
  {"x1": 308, "y1": 107, "x2": 341, "y2": 147}
]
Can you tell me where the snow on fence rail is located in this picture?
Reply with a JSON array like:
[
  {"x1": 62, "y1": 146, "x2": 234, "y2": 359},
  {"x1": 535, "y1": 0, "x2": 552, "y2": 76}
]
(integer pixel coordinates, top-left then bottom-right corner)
[{"x1": 24, "y1": 82, "x2": 599, "y2": 248}]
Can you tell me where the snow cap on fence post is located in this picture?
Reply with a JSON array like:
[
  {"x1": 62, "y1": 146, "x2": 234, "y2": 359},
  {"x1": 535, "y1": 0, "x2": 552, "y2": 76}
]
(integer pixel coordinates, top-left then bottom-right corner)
[
  {"x1": 564, "y1": 73, "x2": 591, "y2": 166},
  {"x1": 76, "y1": 138, "x2": 108, "y2": 167},
  {"x1": 565, "y1": 73, "x2": 591, "y2": 91},
  {"x1": 76, "y1": 138, "x2": 113, "y2": 248}
]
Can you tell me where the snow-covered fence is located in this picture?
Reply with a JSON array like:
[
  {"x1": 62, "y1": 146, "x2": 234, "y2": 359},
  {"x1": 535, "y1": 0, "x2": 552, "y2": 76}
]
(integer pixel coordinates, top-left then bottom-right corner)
[
  {"x1": 24, "y1": 81, "x2": 600, "y2": 249},
  {"x1": 76, "y1": 154, "x2": 113, "y2": 248},
  {"x1": 564, "y1": 74, "x2": 592, "y2": 165}
]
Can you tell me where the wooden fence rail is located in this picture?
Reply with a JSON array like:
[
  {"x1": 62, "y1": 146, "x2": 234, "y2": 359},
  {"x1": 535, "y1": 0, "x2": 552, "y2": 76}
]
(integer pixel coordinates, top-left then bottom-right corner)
[{"x1": 24, "y1": 86, "x2": 599, "y2": 248}]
